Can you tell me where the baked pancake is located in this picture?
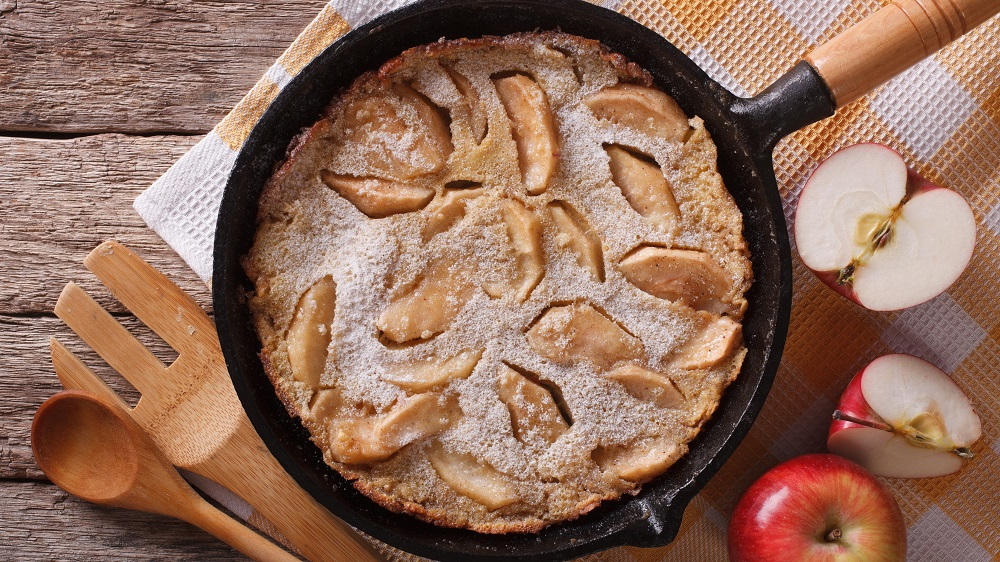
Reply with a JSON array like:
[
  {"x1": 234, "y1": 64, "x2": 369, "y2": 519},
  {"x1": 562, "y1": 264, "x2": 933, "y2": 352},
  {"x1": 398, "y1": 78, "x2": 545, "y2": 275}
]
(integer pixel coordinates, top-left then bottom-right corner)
[{"x1": 243, "y1": 32, "x2": 752, "y2": 533}]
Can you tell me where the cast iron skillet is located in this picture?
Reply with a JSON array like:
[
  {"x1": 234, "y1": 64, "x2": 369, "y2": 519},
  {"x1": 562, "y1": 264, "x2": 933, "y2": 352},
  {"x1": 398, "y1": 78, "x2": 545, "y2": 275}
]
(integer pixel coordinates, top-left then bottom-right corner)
[{"x1": 213, "y1": 0, "x2": 992, "y2": 559}]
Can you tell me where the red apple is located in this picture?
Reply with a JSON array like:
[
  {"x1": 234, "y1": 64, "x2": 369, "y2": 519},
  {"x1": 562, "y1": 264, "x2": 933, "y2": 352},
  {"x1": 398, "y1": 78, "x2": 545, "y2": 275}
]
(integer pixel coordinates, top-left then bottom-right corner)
[
  {"x1": 794, "y1": 143, "x2": 976, "y2": 311},
  {"x1": 828, "y1": 354, "x2": 981, "y2": 478},
  {"x1": 728, "y1": 454, "x2": 905, "y2": 562}
]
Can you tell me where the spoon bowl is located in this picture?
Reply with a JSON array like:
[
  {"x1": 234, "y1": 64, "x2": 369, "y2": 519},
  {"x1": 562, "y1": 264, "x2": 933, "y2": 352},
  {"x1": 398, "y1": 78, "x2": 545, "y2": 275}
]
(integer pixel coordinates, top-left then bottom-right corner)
[{"x1": 33, "y1": 392, "x2": 140, "y2": 503}]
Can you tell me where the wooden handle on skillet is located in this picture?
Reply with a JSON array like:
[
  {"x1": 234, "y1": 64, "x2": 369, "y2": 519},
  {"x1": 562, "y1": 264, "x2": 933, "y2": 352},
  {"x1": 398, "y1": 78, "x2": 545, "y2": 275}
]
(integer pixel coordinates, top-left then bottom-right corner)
[{"x1": 805, "y1": 0, "x2": 999, "y2": 107}]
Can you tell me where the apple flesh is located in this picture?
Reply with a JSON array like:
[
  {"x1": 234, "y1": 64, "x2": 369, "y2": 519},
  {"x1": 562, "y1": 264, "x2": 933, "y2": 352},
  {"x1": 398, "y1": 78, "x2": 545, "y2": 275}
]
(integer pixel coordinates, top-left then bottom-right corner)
[
  {"x1": 828, "y1": 354, "x2": 981, "y2": 478},
  {"x1": 729, "y1": 454, "x2": 905, "y2": 562},
  {"x1": 794, "y1": 143, "x2": 976, "y2": 311}
]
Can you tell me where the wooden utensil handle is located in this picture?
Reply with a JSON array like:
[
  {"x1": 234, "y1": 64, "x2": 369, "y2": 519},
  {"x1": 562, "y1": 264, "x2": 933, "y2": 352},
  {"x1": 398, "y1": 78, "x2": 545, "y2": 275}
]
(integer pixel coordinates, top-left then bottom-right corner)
[
  {"x1": 196, "y1": 416, "x2": 381, "y2": 562},
  {"x1": 183, "y1": 498, "x2": 301, "y2": 562},
  {"x1": 805, "y1": 0, "x2": 1000, "y2": 107}
]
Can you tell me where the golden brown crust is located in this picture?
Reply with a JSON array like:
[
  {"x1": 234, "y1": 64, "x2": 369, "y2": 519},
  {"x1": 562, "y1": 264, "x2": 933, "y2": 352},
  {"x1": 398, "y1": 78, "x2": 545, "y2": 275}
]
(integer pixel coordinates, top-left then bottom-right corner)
[{"x1": 245, "y1": 31, "x2": 752, "y2": 534}]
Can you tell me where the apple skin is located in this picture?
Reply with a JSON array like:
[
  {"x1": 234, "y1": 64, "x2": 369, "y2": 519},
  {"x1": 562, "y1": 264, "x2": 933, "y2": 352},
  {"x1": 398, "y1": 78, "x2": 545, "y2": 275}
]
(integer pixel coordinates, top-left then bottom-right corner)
[
  {"x1": 728, "y1": 454, "x2": 905, "y2": 562},
  {"x1": 828, "y1": 364, "x2": 875, "y2": 439},
  {"x1": 827, "y1": 354, "x2": 981, "y2": 477},
  {"x1": 794, "y1": 144, "x2": 975, "y2": 311}
]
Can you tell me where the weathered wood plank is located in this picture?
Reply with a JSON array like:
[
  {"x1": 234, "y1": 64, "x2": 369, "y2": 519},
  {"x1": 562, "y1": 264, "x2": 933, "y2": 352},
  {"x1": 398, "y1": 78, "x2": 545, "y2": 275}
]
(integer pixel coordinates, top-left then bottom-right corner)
[
  {"x1": 0, "y1": 480, "x2": 244, "y2": 560},
  {"x1": 0, "y1": 134, "x2": 212, "y2": 315},
  {"x1": 1, "y1": 315, "x2": 181, "y2": 480},
  {"x1": 0, "y1": 0, "x2": 327, "y2": 134}
]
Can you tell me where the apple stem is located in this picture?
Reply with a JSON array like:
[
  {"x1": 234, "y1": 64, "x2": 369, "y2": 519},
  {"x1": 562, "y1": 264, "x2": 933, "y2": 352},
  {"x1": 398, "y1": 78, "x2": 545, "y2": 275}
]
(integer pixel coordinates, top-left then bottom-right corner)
[
  {"x1": 832, "y1": 410, "x2": 893, "y2": 432},
  {"x1": 825, "y1": 528, "x2": 843, "y2": 543}
]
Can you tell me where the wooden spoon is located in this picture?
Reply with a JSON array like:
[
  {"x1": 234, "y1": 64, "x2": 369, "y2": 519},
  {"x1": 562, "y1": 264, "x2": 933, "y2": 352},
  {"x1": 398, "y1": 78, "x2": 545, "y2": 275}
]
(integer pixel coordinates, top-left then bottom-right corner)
[{"x1": 31, "y1": 390, "x2": 299, "y2": 562}]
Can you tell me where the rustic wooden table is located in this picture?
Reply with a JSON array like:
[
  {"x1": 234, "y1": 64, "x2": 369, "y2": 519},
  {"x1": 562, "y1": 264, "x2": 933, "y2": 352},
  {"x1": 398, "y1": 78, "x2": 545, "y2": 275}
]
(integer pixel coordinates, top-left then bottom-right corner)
[{"x1": 0, "y1": 2, "x2": 333, "y2": 558}]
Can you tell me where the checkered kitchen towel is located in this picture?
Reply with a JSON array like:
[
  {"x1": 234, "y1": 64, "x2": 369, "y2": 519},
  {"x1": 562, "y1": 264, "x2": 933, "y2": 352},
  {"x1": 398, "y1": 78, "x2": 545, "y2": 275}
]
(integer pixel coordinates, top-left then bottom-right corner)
[{"x1": 135, "y1": 1, "x2": 1000, "y2": 560}]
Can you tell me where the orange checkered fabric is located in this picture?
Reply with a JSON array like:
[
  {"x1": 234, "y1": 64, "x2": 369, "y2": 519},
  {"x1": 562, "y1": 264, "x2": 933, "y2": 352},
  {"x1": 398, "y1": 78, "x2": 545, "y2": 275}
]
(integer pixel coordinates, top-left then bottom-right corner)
[{"x1": 137, "y1": 1, "x2": 1000, "y2": 560}]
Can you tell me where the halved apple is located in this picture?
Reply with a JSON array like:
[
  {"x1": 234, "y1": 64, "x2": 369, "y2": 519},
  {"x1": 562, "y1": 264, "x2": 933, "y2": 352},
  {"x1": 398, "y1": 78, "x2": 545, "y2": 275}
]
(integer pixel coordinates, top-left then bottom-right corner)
[
  {"x1": 493, "y1": 73, "x2": 558, "y2": 194},
  {"x1": 827, "y1": 354, "x2": 981, "y2": 478},
  {"x1": 794, "y1": 144, "x2": 976, "y2": 311},
  {"x1": 286, "y1": 276, "x2": 336, "y2": 389}
]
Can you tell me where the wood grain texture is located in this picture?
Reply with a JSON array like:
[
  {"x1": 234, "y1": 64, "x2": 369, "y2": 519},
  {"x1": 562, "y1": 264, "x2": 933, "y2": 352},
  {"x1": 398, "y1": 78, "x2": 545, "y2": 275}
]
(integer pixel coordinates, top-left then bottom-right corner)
[
  {"x1": 805, "y1": 0, "x2": 1000, "y2": 106},
  {"x1": 33, "y1": 391, "x2": 298, "y2": 561},
  {"x1": 0, "y1": 134, "x2": 212, "y2": 315},
  {"x1": 0, "y1": 480, "x2": 243, "y2": 561},
  {"x1": 0, "y1": 2, "x2": 341, "y2": 558},
  {"x1": 58, "y1": 241, "x2": 380, "y2": 562},
  {"x1": 0, "y1": 0, "x2": 327, "y2": 134},
  {"x1": 1, "y1": 314, "x2": 175, "y2": 480}
]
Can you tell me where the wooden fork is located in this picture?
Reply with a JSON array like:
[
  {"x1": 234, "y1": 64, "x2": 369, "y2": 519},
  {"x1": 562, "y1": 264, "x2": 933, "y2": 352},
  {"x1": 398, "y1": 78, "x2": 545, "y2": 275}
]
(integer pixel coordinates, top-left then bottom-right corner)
[{"x1": 51, "y1": 240, "x2": 379, "y2": 562}]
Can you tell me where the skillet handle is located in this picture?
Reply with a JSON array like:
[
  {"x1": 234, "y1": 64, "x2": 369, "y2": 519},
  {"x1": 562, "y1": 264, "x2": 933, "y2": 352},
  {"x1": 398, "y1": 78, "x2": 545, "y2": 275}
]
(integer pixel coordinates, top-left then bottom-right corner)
[{"x1": 805, "y1": 0, "x2": 999, "y2": 107}]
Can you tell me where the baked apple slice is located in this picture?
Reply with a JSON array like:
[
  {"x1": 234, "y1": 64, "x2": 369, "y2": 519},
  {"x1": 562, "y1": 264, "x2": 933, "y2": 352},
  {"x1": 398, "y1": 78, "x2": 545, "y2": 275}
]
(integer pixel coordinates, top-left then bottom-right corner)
[
  {"x1": 422, "y1": 187, "x2": 484, "y2": 241},
  {"x1": 619, "y1": 245, "x2": 735, "y2": 315},
  {"x1": 383, "y1": 350, "x2": 483, "y2": 393},
  {"x1": 593, "y1": 436, "x2": 684, "y2": 482},
  {"x1": 493, "y1": 73, "x2": 558, "y2": 195},
  {"x1": 308, "y1": 387, "x2": 344, "y2": 422},
  {"x1": 340, "y1": 84, "x2": 452, "y2": 179},
  {"x1": 392, "y1": 83, "x2": 454, "y2": 166},
  {"x1": 584, "y1": 83, "x2": 689, "y2": 142},
  {"x1": 605, "y1": 365, "x2": 684, "y2": 409},
  {"x1": 378, "y1": 262, "x2": 473, "y2": 344},
  {"x1": 605, "y1": 145, "x2": 680, "y2": 234},
  {"x1": 496, "y1": 365, "x2": 569, "y2": 444},
  {"x1": 526, "y1": 302, "x2": 643, "y2": 370},
  {"x1": 444, "y1": 67, "x2": 488, "y2": 144},
  {"x1": 320, "y1": 172, "x2": 434, "y2": 218},
  {"x1": 674, "y1": 316, "x2": 742, "y2": 370},
  {"x1": 489, "y1": 199, "x2": 545, "y2": 302},
  {"x1": 328, "y1": 393, "x2": 456, "y2": 465},
  {"x1": 328, "y1": 417, "x2": 385, "y2": 465},
  {"x1": 286, "y1": 276, "x2": 336, "y2": 389},
  {"x1": 426, "y1": 441, "x2": 519, "y2": 510},
  {"x1": 548, "y1": 200, "x2": 605, "y2": 281},
  {"x1": 374, "y1": 393, "x2": 456, "y2": 451}
]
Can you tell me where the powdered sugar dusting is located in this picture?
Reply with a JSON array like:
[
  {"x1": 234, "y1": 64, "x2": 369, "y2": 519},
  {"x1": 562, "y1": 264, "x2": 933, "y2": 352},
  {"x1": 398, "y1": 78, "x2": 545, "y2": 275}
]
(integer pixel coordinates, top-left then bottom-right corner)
[{"x1": 244, "y1": 33, "x2": 752, "y2": 531}]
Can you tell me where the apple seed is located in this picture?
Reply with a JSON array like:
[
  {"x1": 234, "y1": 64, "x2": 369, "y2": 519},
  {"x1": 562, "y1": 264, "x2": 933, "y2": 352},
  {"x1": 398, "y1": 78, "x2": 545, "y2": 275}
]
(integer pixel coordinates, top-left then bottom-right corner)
[{"x1": 836, "y1": 206, "x2": 902, "y2": 286}]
